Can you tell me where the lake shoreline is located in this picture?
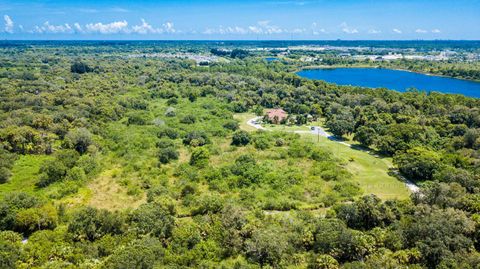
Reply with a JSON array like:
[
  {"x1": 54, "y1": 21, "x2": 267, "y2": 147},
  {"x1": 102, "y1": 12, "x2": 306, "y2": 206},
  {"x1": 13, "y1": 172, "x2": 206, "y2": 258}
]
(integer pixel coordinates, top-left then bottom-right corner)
[
  {"x1": 296, "y1": 67, "x2": 480, "y2": 98},
  {"x1": 298, "y1": 65, "x2": 480, "y2": 83}
]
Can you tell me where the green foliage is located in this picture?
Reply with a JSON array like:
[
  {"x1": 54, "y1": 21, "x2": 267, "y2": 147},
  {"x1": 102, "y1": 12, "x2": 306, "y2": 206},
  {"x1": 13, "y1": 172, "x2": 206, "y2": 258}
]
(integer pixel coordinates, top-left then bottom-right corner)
[
  {"x1": 0, "y1": 42, "x2": 480, "y2": 268},
  {"x1": 68, "y1": 207, "x2": 125, "y2": 241},
  {"x1": 231, "y1": 130, "x2": 251, "y2": 146},
  {"x1": 157, "y1": 138, "x2": 179, "y2": 164},
  {"x1": 101, "y1": 236, "x2": 165, "y2": 269},
  {"x1": 334, "y1": 195, "x2": 396, "y2": 230},
  {"x1": 245, "y1": 226, "x2": 289, "y2": 267},
  {"x1": 70, "y1": 61, "x2": 92, "y2": 74},
  {"x1": 129, "y1": 202, "x2": 175, "y2": 239},
  {"x1": 183, "y1": 131, "x2": 210, "y2": 147},
  {"x1": 0, "y1": 231, "x2": 22, "y2": 269},
  {"x1": 14, "y1": 204, "x2": 57, "y2": 234},
  {"x1": 64, "y1": 128, "x2": 93, "y2": 154},
  {"x1": 190, "y1": 147, "x2": 210, "y2": 167},
  {"x1": 394, "y1": 147, "x2": 441, "y2": 181}
]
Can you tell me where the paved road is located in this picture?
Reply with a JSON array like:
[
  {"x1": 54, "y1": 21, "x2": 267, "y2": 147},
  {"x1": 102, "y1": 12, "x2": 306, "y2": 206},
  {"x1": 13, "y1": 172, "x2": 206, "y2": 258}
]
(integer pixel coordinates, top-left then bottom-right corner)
[
  {"x1": 246, "y1": 117, "x2": 266, "y2": 130},
  {"x1": 246, "y1": 117, "x2": 420, "y2": 193}
]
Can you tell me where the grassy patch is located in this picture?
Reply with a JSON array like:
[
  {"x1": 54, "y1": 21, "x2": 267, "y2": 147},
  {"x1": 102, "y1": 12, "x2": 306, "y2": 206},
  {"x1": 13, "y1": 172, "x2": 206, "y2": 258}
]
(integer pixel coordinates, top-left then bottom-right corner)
[
  {"x1": 233, "y1": 112, "x2": 257, "y2": 131},
  {"x1": 303, "y1": 134, "x2": 409, "y2": 200},
  {"x1": 67, "y1": 167, "x2": 146, "y2": 211},
  {"x1": 235, "y1": 113, "x2": 410, "y2": 200},
  {"x1": 0, "y1": 154, "x2": 51, "y2": 198}
]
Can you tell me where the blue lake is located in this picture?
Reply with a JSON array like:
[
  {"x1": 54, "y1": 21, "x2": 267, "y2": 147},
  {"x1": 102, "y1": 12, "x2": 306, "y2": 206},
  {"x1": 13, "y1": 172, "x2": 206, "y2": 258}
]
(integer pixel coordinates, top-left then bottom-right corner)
[
  {"x1": 297, "y1": 68, "x2": 480, "y2": 98},
  {"x1": 265, "y1": 57, "x2": 279, "y2": 62}
]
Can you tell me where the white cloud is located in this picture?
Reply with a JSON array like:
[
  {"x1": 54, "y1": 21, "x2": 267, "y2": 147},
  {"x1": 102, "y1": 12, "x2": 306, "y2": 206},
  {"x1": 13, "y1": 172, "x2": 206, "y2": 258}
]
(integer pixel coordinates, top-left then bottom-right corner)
[
  {"x1": 291, "y1": 28, "x2": 306, "y2": 34},
  {"x1": 162, "y1": 22, "x2": 175, "y2": 33},
  {"x1": 132, "y1": 19, "x2": 159, "y2": 34},
  {"x1": 74, "y1": 23, "x2": 83, "y2": 33},
  {"x1": 340, "y1": 22, "x2": 358, "y2": 34},
  {"x1": 4, "y1": 15, "x2": 13, "y2": 33},
  {"x1": 432, "y1": 29, "x2": 441, "y2": 33},
  {"x1": 204, "y1": 25, "x2": 248, "y2": 35},
  {"x1": 33, "y1": 21, "x2": 73, "y2": 34},
  {"x1": 85, "y1": 20, "x2": 128, "y2": 34},
  {"x1": 415, "y1": 29, "x2": 427, "y2": 33},
  {"x1": 27, "y1": 19, "x2": 176, "y2": 35},
  {"x1": 204, "y1": 21, "x2": 286, "y2": 35},
  {"x1": 393, "y1": 28, "x2": 402, "y2": 34},
  {"x1": 368, "y1": 29, "x2": 381, "y2": 34},
  {"x1": 311, "y1": 22, "x2": 327, "y2": 35}
]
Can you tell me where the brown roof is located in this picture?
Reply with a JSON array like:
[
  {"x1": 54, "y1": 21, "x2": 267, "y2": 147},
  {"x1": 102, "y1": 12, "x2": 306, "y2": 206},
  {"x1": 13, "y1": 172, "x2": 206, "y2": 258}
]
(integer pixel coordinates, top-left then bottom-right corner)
[{"x1": 266, "y1": 109, "x2": 287, "y2": 120}]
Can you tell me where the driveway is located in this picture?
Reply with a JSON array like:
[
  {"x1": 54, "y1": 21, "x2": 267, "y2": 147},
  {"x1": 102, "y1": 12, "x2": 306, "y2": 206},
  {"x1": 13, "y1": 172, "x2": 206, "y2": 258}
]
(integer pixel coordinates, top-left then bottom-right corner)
[{"x1": 245, "y1": 116, "x2": 420, "y2": 193}]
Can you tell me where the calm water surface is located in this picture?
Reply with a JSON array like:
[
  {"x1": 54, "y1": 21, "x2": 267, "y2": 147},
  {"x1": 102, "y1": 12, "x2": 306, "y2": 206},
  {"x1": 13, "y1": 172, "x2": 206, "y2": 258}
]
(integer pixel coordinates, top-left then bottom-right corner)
[
  {"x1": 297, "y1": 68, "x2": 480, "y2": 98},
  {"x1": 265, "y1": 57, "x2": 279, "y2": 62}
]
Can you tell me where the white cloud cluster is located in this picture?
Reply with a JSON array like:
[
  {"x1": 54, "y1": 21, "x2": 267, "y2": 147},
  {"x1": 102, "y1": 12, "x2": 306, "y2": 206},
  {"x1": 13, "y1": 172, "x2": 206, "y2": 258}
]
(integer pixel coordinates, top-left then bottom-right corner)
[
  {"x1": 23, "y1": 19, "x2": 176, "y2": 35},
  {"x1": 85, "y1": 20, "x2": 129, "y2": 34},
  {"x1": 2, "y1": 16, "x2": 444, "y2": 37},
  {"x1": 203, "y1": 21, "x2": 308, "y2": 35},
  {"x1": 311, "y1": 22, "x2": 327, "y2": 35},
  {"x1": 33, "y1": 21, "x2": 74, "y2": 34},
  {"x1": 4, "y1": 15, "x2": 13, "y2": 33},
  {"x1": 340, "y1": 22, "x2": 358, "y2": 34}
]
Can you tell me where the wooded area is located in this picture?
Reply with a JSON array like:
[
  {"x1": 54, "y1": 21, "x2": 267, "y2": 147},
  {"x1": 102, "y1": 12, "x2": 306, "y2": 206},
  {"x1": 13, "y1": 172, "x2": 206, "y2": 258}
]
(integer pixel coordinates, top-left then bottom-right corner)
[{"x1": 1, "y1": 41, "x2": 480, "y2": 268}]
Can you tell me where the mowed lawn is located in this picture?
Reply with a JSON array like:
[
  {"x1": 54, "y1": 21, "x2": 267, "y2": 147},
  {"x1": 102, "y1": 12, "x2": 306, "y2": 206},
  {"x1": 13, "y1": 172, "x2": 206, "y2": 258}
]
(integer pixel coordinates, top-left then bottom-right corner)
[
  {"x1": 235, "y1": 113, "x2": 410, "y2": 200},
  {"x1": 302, "y1": 134, "x2": 410, "y2": 200},
  {"x1": 233, "y1": 112, "x2": 258, "y2": 131}
]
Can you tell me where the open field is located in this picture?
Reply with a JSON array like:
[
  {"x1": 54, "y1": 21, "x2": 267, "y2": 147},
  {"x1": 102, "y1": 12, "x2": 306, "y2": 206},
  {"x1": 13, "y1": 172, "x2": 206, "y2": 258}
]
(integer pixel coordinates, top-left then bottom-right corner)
[
  {"x1": 0, "y1": 155, "x2": 51, "y2": 198},
  {"x1": 236, "y1": 114, "x2": 410, "y2": 200}
]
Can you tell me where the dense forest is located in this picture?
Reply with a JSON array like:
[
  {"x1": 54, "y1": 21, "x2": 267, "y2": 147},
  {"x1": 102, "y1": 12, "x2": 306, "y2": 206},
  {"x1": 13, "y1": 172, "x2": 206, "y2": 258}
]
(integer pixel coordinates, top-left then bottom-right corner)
[{"x1": 1, "y1": 41, "x2": 480, "y2": 268}]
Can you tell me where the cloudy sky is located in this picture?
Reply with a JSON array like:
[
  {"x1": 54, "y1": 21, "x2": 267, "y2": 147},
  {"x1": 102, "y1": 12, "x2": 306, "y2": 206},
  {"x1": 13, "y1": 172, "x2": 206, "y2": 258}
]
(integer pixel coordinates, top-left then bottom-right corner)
[{"x1": 1, "y1": 0, "x2": 479, "y2": 40}]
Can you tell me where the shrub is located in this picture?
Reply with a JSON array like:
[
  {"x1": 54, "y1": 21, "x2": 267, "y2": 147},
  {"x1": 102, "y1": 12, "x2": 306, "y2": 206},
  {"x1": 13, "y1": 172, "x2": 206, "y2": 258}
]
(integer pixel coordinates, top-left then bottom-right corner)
[
  {"x1": 191, "y1": 193, "x2": 224, "y2": 215},
  {"x1": 102, "y1": 237, "x2": 165, "y2": 269},
  {"x1": 64, "y1": 128, "x2": 93, "y2": 154},
  {"x1": 275, "y1": 138, "x2": 285, "y2": 147},
  {"x1": 180, "y1": 115, "x2": 197, "y2": 124},
  {"x1": 393, "y1": 147, "x2": 441, "y2": 181},
  {"x1": 65, "y1": 166, "x2": 87, "y2": 181},
  {"x1": 231, "y1": 130, "x2": 251, "y2": 146},
  {"x1": 129, "y1": 203, "x2": 175, "y2": 238},
  {"x1": 253, "y1": 136, "x2": 271, "y2": 150},
  {"x1": 157, "y1": 127, "x2": 179, "y2": 139},
  {"x1": 190, "y1": 147, "x2": 210, "y2": 167},
  {"x1": 14, "y1": 204, "x2": 57, "y2": 234},
  {"x1": 223, "y1": 120, "x2": 239, "y2": 131},
  {"x1": 158, "y1": 147, "x2": 179, "y2": 164},
  {"x1": 0, "y1": 167, "x2": 12, "y2": 184},
  {"x1": 183, "y1": 131, "x2": 210, "y2": 147},
  {"x1": 70, "y1": 61, "x2": 92, "y2": 74}
]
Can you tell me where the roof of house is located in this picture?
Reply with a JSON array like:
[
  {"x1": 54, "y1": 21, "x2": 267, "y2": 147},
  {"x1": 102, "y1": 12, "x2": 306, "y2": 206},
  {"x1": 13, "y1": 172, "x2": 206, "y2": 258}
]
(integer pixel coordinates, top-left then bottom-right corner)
[{"x1": 266, "y1": 109, "x2": 287, "y2": 119}]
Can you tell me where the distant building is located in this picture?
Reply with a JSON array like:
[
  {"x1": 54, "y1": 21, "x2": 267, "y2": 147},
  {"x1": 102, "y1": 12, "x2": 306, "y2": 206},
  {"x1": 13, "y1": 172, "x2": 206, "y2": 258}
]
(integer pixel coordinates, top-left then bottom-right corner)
[{"x1": 265, "y1": 108, "x2": 288, "y2": 124}]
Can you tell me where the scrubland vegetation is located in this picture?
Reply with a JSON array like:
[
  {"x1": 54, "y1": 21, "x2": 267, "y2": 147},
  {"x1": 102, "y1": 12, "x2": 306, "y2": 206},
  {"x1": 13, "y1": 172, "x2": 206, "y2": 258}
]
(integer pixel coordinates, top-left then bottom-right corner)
[{"x1": 1, "y1": 41, "x2": 480, "y2": 268}]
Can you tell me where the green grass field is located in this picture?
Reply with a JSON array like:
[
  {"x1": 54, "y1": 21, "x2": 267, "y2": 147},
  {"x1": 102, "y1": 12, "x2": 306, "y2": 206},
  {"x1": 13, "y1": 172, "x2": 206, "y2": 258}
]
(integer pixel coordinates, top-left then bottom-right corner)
[
  {"x1": 0, "y1": 155, "x2": 51, "y2": 198},
  {"x1": 303, "y1": 135, "x2": 409, "y2": 199}
]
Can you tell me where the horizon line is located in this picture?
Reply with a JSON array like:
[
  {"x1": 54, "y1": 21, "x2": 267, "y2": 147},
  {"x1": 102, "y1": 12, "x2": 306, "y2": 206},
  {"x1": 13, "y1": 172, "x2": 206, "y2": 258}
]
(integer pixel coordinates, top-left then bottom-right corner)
[{"x1": 2, "y1": 39, "x2": 480, "y2": 42}]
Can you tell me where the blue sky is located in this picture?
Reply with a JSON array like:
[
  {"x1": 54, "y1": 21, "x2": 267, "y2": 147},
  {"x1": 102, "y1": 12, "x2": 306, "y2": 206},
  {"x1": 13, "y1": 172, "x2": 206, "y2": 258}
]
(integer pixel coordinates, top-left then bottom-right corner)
[{"x1": 1, "y1": 0, "x2": 479, "y2": 40}]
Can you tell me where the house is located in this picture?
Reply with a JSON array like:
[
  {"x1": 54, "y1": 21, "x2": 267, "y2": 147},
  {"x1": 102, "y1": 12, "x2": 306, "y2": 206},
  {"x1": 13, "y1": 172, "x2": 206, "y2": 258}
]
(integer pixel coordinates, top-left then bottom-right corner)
[{"x1": 265, "y1": 108, "x2": 288, "y2": 124}]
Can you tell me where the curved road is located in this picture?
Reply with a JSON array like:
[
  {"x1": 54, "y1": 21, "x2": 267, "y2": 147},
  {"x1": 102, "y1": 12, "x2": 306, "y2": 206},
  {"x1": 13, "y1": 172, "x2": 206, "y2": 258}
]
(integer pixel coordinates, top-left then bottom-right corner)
[{"x1": 246, "y1": 117, "x2": 419, "y2": 193}]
